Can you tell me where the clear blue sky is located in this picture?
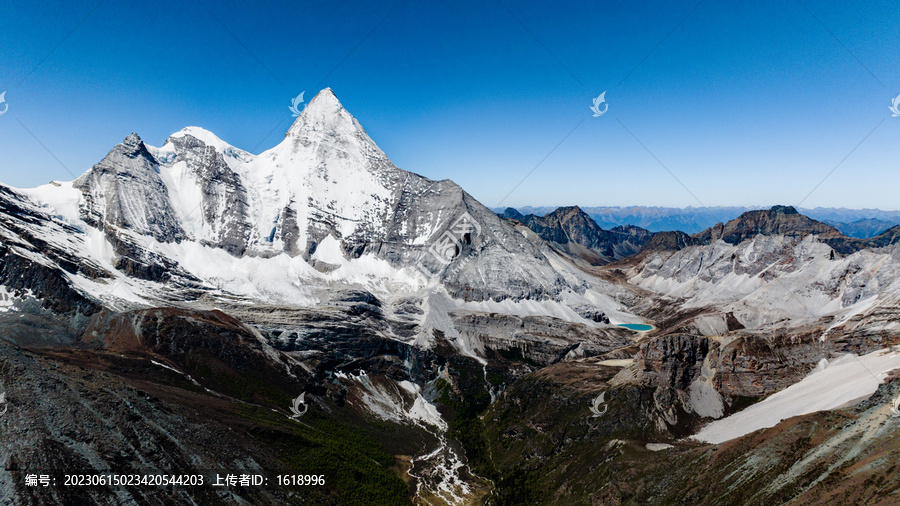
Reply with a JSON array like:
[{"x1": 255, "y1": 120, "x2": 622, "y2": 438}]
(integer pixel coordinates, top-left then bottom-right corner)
[{"x1": 1, "y1": 0, "x2": 898, "y2": 210}]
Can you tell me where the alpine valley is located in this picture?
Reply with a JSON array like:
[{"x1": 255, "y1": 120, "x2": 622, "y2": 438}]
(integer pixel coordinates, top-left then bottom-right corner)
[{"x1": 3, "y1": 89, "x2": 900, "y2": 505}]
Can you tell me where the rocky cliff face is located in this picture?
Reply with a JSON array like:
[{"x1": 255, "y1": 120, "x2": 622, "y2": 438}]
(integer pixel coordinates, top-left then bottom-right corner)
[
  {"x1": 693, "y1": 205, "x2": 842, "y2": 245},
  {"x1": 644, "y1": 229, "x2": 701, "y2": 251},
  {"x1": 160, "y1": 133, "x2": 254, "y2": 256},
  {"x1": 0, "y1": 185, "x2": 105, "y2": 339},
  {"x1": 73, "y1": 134, "x2": 185, "y2": 244}
]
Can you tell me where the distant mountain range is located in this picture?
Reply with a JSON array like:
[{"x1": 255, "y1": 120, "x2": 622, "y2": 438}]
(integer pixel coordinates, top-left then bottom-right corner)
[
  {"x1": 822, "y1": 218, "x2": 900, "y2": 239},
  {"x1": 495, "y1": 206, "x2": 900, "y2": 238},
  {"x1": 500, "y1": 204, "x2": 900, "y2": 266}
]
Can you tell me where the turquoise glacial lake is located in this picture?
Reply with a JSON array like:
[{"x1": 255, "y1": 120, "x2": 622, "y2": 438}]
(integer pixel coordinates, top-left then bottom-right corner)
[{"x1": 618, "y1": 323, "x2": 653, "y2": 332}]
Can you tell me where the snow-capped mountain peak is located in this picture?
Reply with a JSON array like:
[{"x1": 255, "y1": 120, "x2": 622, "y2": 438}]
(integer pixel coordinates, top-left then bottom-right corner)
[
  {"x1": 285, "y1": 87, "x2": 360, "y2": 138},
  {"x1": 165, "y1": 126, "x2": 246, "y2": 157},
  {"x1": 122, "y1": 132, "x2": 143, "y2": 146},
  {"x1": 17, "y1": 88, "x2": 570, "y2": 305},
  {"x1": 277, "y1": 87, "x2": 393, "y2": 177}
]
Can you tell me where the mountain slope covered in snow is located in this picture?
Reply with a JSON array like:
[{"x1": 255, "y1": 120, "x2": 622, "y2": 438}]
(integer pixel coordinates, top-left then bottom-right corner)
[{"x1": 14, "y1": 89, "x2": 579, "y2": 308}]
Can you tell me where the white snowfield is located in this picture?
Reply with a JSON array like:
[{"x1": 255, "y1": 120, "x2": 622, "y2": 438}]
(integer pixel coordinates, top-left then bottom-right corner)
[{"x1": 693, "y1": 348, "x2": 900, "y2": 444}]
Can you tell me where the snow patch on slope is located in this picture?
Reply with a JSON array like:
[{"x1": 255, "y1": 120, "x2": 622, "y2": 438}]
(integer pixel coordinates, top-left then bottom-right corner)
[
  {"x1": 459, "y1": 297, "x2": 590, "y2": 325},
  {"x1": 17, "y1": 182, "x2": 82, "y2": 226},
  {"x1": 164, "y1": 127, "x2": 254, "y2": 168},
  {"x1": 0, "y1": 285, "x2": 31, "y2": 313},
  {"x1": 341, "y1": 371, "x2": 446, "y2": 430},
  {"x1": 693, "y1": 348, "x2": 900, "y2": 444}
]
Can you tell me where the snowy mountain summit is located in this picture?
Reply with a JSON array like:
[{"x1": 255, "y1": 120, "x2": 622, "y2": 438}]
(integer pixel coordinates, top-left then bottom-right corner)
[{"x1": 13, "y1": 89, "x2": 576, "y2": 310}]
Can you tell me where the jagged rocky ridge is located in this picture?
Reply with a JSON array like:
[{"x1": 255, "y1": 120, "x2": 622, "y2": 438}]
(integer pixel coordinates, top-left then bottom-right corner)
[
  {"x1": 692, "y1": 205, "x2": 900, "y2": 255},
  {"x1": 506, "y1": 204, "x2": 900, "y2": 264},
  {"x1": 500, "y1": 205, "x2": 653, "y2": 265},
  {"x1": 500, "y1": 204, "x2": 900, "y2": 237}
]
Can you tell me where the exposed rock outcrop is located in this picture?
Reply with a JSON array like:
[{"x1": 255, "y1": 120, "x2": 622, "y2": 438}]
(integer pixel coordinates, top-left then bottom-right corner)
[{"x1": 504, "y1": 205, "x2": 653, "y2": 265}]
